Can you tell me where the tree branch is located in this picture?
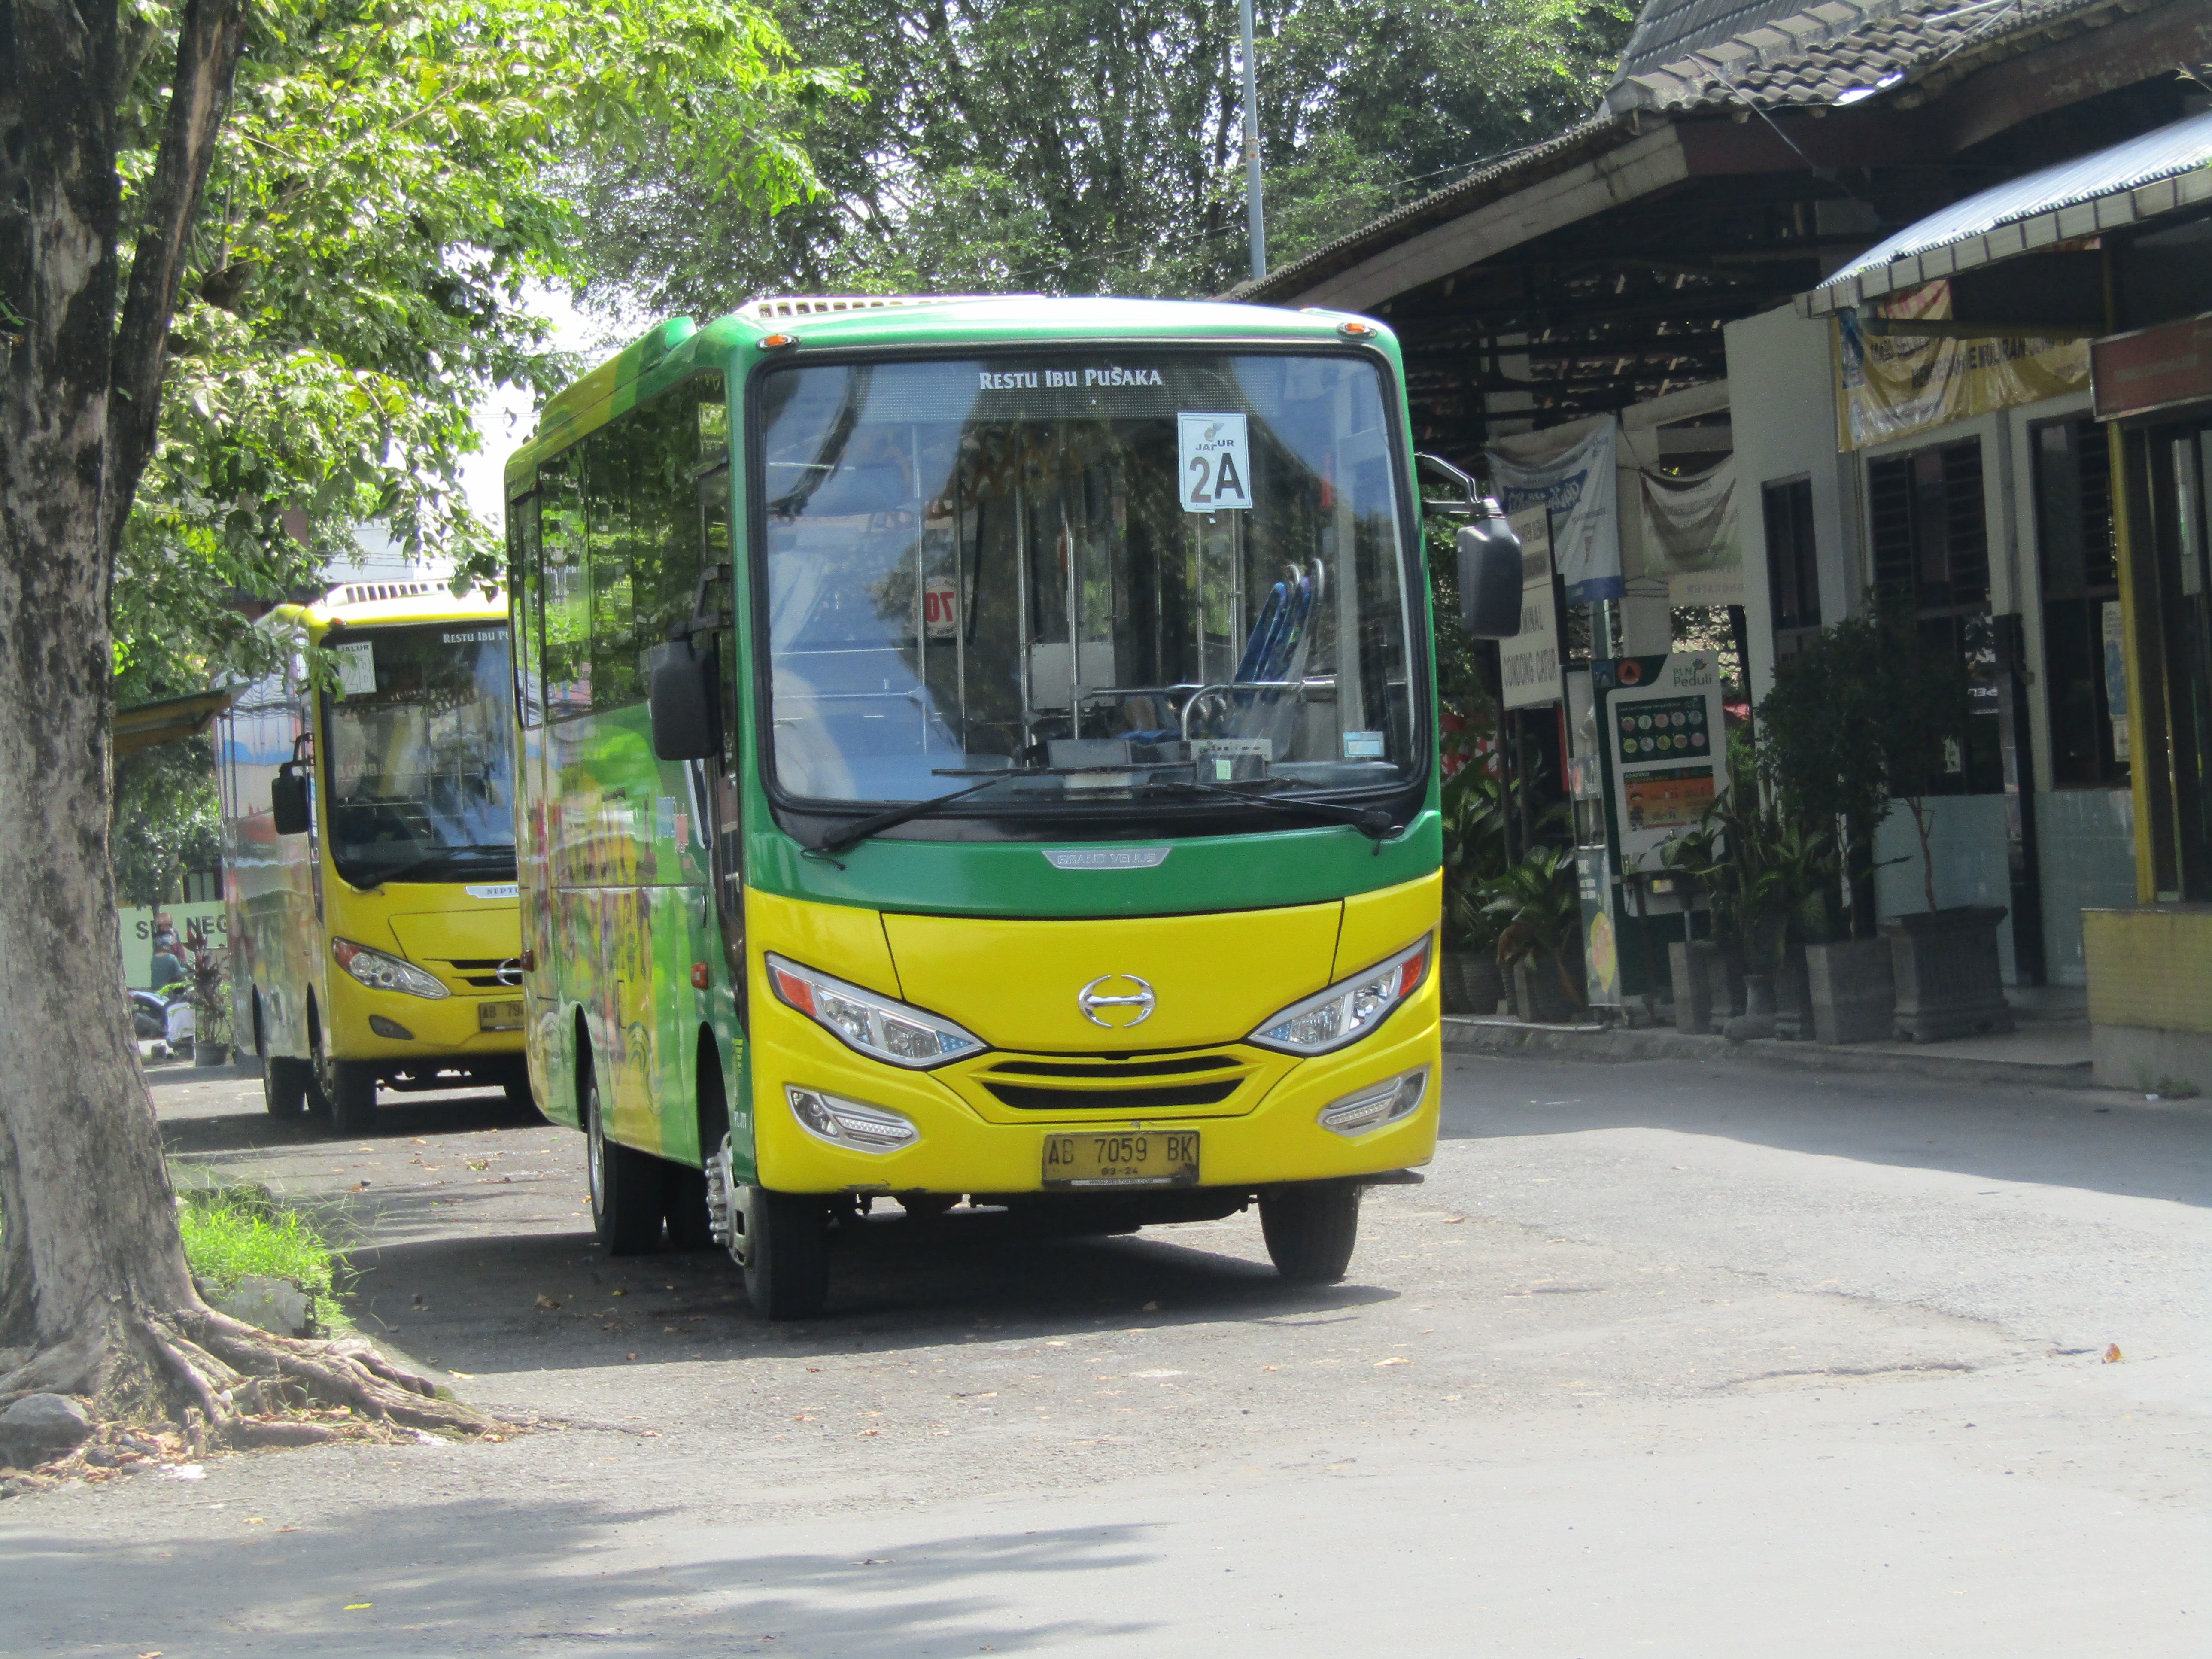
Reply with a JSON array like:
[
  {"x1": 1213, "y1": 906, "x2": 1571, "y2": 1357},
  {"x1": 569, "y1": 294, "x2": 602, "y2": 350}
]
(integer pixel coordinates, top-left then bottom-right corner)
[{"x1": 100, "y1": 0, "x2": 248, "y2": 561}]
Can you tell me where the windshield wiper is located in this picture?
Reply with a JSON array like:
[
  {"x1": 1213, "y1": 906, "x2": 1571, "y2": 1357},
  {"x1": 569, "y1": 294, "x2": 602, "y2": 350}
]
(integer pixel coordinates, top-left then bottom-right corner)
[
  {"x1": 812, "y1": 777, "x2": 1013, "y2": 859},
  {"x1": 1145, "y1": 779, "x2": 1401, "y2": 842},
  {"x1": 350, "y1": 844, "x2": 513, "y2": 890}
]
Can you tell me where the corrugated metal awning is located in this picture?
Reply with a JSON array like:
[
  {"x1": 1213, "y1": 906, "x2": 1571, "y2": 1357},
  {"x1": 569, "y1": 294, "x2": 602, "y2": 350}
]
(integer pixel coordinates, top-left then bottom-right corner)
[{"x1": 1805, "y1": 110, "x2": 2212, "y2": 316}]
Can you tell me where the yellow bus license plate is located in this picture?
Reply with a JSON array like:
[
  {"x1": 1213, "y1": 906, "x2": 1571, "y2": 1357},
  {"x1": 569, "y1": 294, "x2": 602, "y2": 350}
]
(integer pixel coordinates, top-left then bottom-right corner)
[
  {"x1": 1042, "y1": 1131, "x2": 1200, "y2": 1188},
  {"x1": 477, "y1": 1000, "x2": 525, "y2": 1032}
]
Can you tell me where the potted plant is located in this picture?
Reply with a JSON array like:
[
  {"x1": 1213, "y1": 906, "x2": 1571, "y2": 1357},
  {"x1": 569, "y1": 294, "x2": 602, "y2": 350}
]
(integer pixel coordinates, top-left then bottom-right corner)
[
  {"x1": 1878, "y1": 625, "x2": 2013, "y2": 1042},
  {"x1": 1440, "y1": 761, "x2": 1509, "y2": 1015},
  {"x1": 181, "y1": 936, "x2": 234, "y2": 1067},
  {"x1": 1757, "y1": 610, "x2": 1996, "y2": 1043},
  {"x1": 1663, "y1": 767, "x2": 1837, "y2": 1042},
  {"x1": 1482, "y1": 845, "x2": 1586, "y2": 1024}
]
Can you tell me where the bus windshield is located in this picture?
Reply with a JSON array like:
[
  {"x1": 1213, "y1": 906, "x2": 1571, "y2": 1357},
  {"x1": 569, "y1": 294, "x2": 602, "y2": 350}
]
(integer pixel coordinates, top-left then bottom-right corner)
[
  {"x1": 321, "y1": 623, "x2": 517, "y2": 886},
  {"x1": 755, "y1": 352, "x2": 1420, "y2": 816}
]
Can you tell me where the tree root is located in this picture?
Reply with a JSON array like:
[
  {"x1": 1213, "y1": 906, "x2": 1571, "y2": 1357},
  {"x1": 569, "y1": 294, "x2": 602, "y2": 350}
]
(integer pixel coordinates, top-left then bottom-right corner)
[{"x1": 0, "y1": 1304, "x2": 497, "y2": 1459}]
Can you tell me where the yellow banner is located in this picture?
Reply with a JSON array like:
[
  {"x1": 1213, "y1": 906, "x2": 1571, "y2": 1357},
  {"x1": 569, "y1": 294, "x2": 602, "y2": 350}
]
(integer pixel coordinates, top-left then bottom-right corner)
[{"x1": 1835, "y1": 280, "x2": 2088, "y2": 451}]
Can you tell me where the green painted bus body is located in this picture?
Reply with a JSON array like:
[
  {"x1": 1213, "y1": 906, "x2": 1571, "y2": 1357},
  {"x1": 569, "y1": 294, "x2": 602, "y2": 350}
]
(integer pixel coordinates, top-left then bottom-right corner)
[{"x1": 504, "y1": 298, "x2": 1439, "y2": 1187}]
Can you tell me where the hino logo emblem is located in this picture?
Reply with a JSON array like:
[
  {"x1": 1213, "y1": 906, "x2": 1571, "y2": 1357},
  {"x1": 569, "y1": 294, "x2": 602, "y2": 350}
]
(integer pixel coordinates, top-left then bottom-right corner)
[{"x1": 1077, "y1": 973, "x2": 1156, "y2": 1028}]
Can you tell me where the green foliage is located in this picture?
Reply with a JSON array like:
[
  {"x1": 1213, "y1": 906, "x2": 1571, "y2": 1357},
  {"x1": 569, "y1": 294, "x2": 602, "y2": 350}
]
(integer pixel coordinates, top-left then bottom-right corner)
[
  {"x1": 1663, "y1": 727, "x2": 1838, "y2": 963},
  {"x1": 573, "y1": 0, "x2": 1635, "y2": 308},
  {"x1": 1440, "y1": 762, "x2": 1509, "y2": 950},
  {"x1": 111, "y1": 0, "x2": 841, "y2": 694},
  {"x1": 1754, "y1": 609, "x2": 1969, "y2": 919},
  {"x1": 1480, "y1": 844, "x2": 1584, "y2": 1006},
  {"x1": 177, "y1": 1185, "x2": 346, "y2": 1332},
  {"x1": 112, "y1": 737, "x2": 221, "y2": 908}
]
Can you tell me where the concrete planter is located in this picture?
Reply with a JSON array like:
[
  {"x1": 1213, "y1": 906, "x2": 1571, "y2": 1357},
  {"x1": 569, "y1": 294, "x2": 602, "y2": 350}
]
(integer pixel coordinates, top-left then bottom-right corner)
[
  {"x1": 1884, "y1": 906, "x2": 2013, "y2": 1042},
  {"x1": 1805, "y1": 936, "x2": 1895, "y2": 1045},
  {"x1": 1774, "y1": 942, "x2": 1811, "y2": 1042},
  {"x1": 1442, "y1": 950, "x2": 1505, "y2": 1017},
  {"x1": 1668, "y1": 939, "x2": 1720, "y2": 1034},
  {"x1": 1721, "y1": 971, "x2": 1777, "y2": 1041},
  {"x1": 1512, "y1": 958, "x2": 1579, "y2": 1024}
]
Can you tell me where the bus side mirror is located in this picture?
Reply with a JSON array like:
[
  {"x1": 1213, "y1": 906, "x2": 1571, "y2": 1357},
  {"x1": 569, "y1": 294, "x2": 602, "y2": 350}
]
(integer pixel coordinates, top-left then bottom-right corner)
[
  {"x1": 1416, "y1": 452, "x2": 1477, "y2": 518},
  {"x1": 648, "y1": 637, "x2": 721, "y2": 761},
  {"x1": 1457, "y1": 504, "x2": 1524, "y2": 640},
  {"x1": 270, "y1": 763, "x2": 311, "y2": 836}
]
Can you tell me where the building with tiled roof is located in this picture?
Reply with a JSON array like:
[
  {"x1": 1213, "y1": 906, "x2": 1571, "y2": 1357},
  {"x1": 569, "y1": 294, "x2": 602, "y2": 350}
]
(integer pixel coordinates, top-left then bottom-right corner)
[{"x1": 1238, "y1": 0, "x2": 2212, "y2": 1060}]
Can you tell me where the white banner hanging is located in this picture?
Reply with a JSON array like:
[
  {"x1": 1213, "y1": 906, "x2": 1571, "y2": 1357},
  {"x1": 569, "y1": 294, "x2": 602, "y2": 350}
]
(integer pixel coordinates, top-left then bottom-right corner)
[
  {"x1": 1485, "y1": 415, "x2": 1622, "y2": 602},
  {"x1": 1638, "y1": 457, "x2": 1742, "y2": 607}
]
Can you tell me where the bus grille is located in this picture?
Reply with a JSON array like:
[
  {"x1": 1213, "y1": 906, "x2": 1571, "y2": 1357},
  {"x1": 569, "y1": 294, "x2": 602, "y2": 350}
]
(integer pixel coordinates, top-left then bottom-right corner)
[{"x1": 971, "y1": 1051, "x2": 1253, "y2": 1113}]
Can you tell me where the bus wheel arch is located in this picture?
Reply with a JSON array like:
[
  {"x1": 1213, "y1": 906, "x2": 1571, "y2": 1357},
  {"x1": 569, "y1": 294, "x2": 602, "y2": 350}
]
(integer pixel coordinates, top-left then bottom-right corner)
[{"x1": 579, "y1": 1014, "x2": 663, "y2": 1256}]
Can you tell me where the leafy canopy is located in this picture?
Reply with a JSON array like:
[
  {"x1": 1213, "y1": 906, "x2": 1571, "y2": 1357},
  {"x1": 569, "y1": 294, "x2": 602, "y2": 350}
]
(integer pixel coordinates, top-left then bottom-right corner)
[
  {"x1": 572, "y1": 0, "x2": 1633, "y2": 312},
  {"x1": 113, "y1": 0, "x2": 845, "y2": 703}
]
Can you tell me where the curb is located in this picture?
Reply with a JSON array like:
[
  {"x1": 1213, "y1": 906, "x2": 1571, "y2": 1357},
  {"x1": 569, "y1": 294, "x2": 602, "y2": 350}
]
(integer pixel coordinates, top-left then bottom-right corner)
[{"x1": 1440, "y1": 1015, "x2": 2106, "y2": 1093}]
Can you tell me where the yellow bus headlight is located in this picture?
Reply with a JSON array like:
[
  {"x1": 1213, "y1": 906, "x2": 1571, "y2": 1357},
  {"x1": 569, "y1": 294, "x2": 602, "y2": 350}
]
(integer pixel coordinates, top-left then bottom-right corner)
[
  {"x1": 1249, "y1": 935, "x2": 1431, "y2": 1055},
  {"x1": 786, "y1": 1087, "x2": 919, "y2": 1151},
  {"x1": 332, "y1": 938, "x2": 449, "y2": 1000},
  {"x1": 1317, "y1": 1067, "x2": 1429, "y2": 1136},
  {"x1": 766, "y1": 952, "x2": 984, "y2": 1068}
]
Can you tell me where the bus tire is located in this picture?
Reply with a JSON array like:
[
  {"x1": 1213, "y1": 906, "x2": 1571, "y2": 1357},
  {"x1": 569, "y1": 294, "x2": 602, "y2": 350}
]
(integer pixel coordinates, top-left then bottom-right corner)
[
  {"x1": 1259, "y1": 1179, "x2": 1362, "y2": 1284},
  {"x1": 504, "y1": 1074, "x2": 544, "y2": 1124},
  {"x1": 743, "y1": 1188, "x2": 829, "y2": 1320},
  {"x1": 586, "y1": 1069, "x2": 663, "y2": 1255},
  {"x1": 664, "y1": 1163, "x2": 715, "y2": 1251},
  {"x1": 319, "y1": 1060, "x2": 378, "y2": 1136},
  {"x1": 262, "y1": 1057, "x2": 311, "y2": 1120}
]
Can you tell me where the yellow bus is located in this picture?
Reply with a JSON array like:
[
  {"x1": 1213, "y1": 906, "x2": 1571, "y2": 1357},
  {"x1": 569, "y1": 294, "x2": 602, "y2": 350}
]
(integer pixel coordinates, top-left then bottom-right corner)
[
  {"x1": 218, "y1": 579, "x2": 528, "y2": 1133},
  {"x1": 504, "y1": 295, "x2": 1520, "y2": 1315}
]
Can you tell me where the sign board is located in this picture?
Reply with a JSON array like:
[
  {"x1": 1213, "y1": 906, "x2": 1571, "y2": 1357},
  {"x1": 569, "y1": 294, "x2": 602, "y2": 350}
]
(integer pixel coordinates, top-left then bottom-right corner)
[
  {"x1": 1499, "y1": 507, "x2": 1562, "y2": 710},
  {"x1": 120, "y1": 901, "x2": 228, "y2": 991},
  {"x1": 1835, "y1": 280, "x2": 2088, "y2": 450},
  {"x1": 1598, "y1": 651, "x2": 1727, "y2": 873},
  {"x1": 1177, "y1": 413, "x2": 1252, "y2": 512},
  {"x1": 2093, "y1": 314, "x2": 2212, "y2": 422}
]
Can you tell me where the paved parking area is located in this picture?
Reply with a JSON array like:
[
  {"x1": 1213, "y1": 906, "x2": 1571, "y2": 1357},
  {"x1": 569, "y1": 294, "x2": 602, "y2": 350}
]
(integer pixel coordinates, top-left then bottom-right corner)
[{"x1": 0, "y1": 1055, "x2": 2203, "y2": 1655}]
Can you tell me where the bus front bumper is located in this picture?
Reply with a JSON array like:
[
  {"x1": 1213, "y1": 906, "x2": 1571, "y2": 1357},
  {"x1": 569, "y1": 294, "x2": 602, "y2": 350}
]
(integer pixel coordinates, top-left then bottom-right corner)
[{"x1": 747, "y1": 987, "x2": 1442, "y2": 1195}]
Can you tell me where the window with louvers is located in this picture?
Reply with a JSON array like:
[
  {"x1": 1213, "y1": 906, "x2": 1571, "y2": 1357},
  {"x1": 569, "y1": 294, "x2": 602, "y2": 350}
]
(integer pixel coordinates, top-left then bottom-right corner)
[
  {"x1": 2033, "y1": 417, "x2": 2124, "y2": 787},
  {"x1": 1869, "y1": 440, "x2": 1987, "y2": 615},
  {"x1": 1866, "y1": 437, "x2": 1999, "y2": 793}
]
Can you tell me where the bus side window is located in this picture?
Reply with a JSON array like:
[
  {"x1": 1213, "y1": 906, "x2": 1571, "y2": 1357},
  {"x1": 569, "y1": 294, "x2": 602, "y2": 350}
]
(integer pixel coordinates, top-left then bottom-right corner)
[
  {"x1": 586, "y1": 420, "x2": 641, "y2": 711},
  {"x1": 541, "y1": 457, "x2": 589, "y2": 720},
  {"x1": 510, "y1": 489, "x2": 544, "y2": 728}
]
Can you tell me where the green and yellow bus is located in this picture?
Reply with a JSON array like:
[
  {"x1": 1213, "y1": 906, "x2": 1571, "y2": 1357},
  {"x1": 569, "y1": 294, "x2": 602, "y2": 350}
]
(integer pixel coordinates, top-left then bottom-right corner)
[
  {"x1": 504, "y1": 295, "x2": 1518, "y2": 1316},
  {"x1": 219, "y1": 582, "x2": 528, "y2": 1134}
]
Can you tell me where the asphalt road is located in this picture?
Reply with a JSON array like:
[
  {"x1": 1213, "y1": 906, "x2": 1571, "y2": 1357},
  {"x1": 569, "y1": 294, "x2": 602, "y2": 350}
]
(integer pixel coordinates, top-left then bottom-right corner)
[{"x1": 1, "y1": 1052, "x2": 2204, "y2": 1656}]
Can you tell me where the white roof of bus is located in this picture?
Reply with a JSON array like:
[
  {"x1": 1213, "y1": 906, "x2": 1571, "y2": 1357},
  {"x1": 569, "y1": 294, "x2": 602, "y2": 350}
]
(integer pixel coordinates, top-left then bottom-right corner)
[{"x1": 307, "y1": 580, "x2": 504, "y2": 628}]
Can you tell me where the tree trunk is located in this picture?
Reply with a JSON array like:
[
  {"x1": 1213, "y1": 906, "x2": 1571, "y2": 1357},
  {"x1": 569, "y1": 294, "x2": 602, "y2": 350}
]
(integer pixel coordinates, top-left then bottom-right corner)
[{"x1": 0, "y1": 0, "x2": 483, "y2": 1443}]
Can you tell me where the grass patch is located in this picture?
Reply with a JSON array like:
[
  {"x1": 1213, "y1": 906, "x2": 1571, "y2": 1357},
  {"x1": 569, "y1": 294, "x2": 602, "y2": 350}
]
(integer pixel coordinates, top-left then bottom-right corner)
[{"x1": 178, "y1": 1184, "x2": 348, "y2": 1333}]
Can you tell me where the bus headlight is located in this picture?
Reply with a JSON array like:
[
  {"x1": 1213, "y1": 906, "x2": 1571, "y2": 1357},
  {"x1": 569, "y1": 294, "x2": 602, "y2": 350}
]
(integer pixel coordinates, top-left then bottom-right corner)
[
  {"x1": 332, "y1": 938, "x2": 450, "y2": 1000},
  {"x1": 1248, "y1": 935, "x2": 1430, "y2": 1055},
  {"x1": 766, "y1": 952, "x2": 985, "y2": 1068},
  {"x1": 786, "y1": 1087, "x2": 918, "y2": 1151},
  {"x1": 1317, "y1": 1067, "x2": 1428, "y2": 1136}
]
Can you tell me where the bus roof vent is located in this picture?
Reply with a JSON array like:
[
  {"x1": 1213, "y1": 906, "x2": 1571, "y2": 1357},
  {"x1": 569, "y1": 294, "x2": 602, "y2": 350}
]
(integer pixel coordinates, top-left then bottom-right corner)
[
  {"x1": 736, "y1": 295, "x2": 1027, "y2": 320},
  {"x1": 332, "y1": 580, "x2": 438, "y2": 606}
]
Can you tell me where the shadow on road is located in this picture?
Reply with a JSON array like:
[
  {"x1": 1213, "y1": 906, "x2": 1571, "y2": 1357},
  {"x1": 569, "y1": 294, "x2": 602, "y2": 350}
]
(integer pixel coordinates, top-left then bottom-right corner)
[
  {"x1": 343, "y1": 1206, "x2": 1395, "y2": 1373},
  {"x1": 1438, "y1": 1051, "x2": 2212, "y2": 1207},
  {"x1": 159, "y1": 1089, "x2": 529, "y2": 1157},
  {"x1": 2, "y1": 1499, "x2": 1162, "y2": 1655}
]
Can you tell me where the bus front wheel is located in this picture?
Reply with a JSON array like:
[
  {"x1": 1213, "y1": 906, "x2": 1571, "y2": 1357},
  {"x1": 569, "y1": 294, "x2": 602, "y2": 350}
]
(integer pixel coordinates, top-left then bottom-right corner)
[
  {"x1": 741, "y1": 1188, "x2": 829, "y2": 1321},
  {"x1": 315, "y1": 1058, "x2": 378, "y2": 1136},
  {"x1": 585, "y1": 1070, "x2": 664, "y2": 1256},
  {"x1": 1259, "y1": 1180, "x2": 1362, "y2": 1284},
  {"x1": 263, "y1": 1057, "x2": 311, "y2": 1120}
]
